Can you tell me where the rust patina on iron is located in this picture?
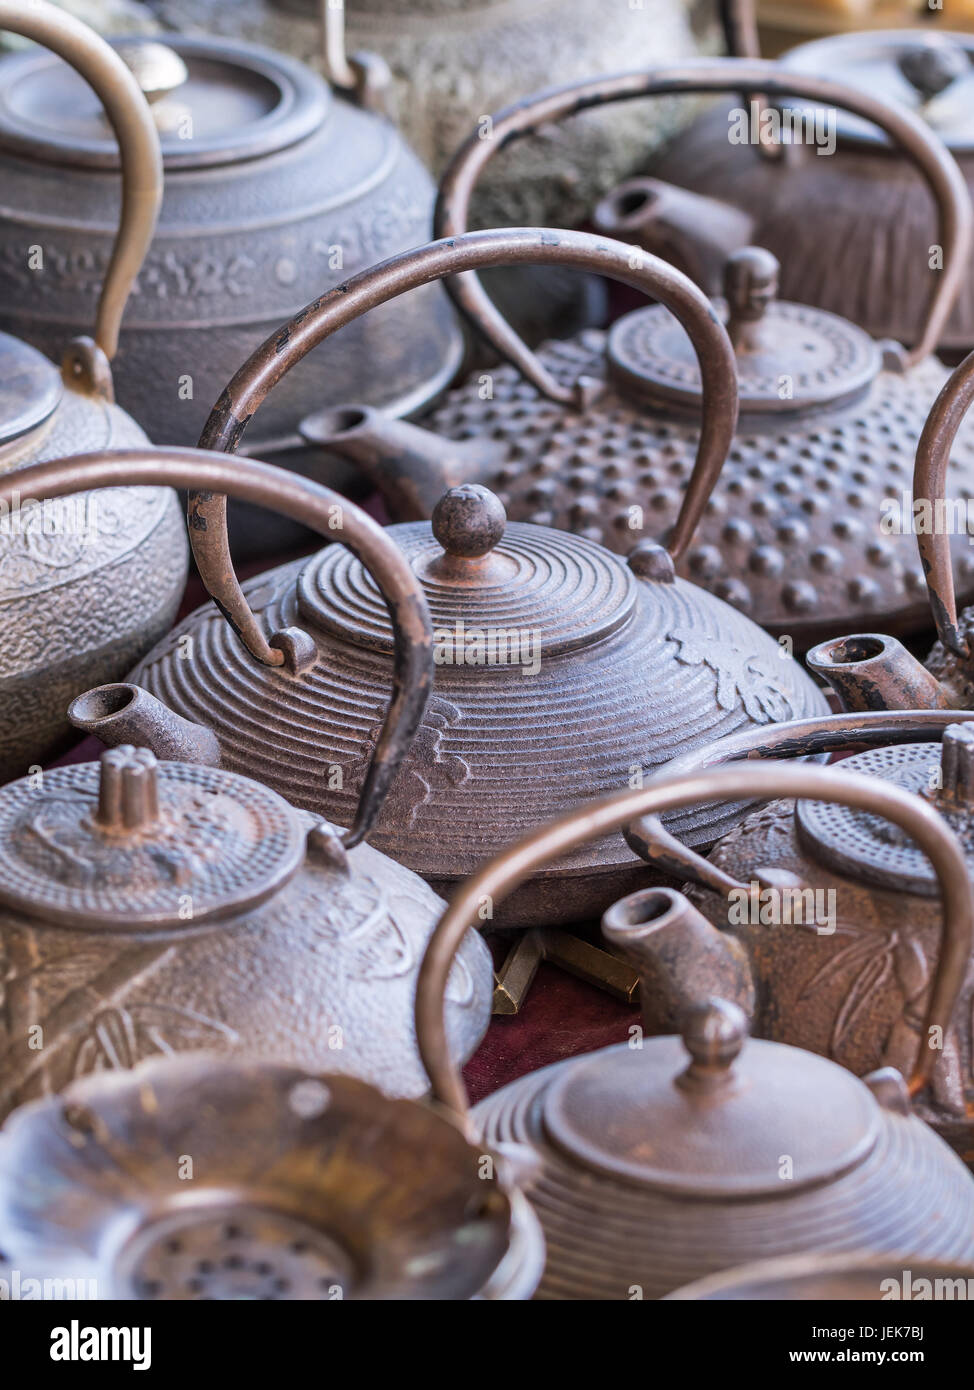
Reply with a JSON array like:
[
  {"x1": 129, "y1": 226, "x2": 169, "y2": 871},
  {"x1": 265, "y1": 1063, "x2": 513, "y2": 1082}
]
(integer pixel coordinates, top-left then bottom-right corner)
[
  {"x1": 259, "y1": 57, "x2": 974, "y2": 648},
  {"x1": 0, "y1": 0, "x2": 188, "y2": 781},
  {"x1": 414, "y1": 761, "x2": 974, "y2": 1300},
  {"x1": 0, "y1": 446, "x2": 494, "y2": 1108}
]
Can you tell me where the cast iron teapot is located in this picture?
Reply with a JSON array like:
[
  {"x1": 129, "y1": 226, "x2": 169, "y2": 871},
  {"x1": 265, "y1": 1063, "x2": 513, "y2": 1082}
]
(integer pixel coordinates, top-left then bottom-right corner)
[
  {"x1": 0, "y1": 0, "x2": 187, "y2": 782},
  {"x1": 623, "y1": 709, "x2": 974, "y2": 1165},
  {"x1": 0, "y1": 11, "x2": 461, "y2": 468},
  {"x1": 0, "y1": 1054, "x2": 543, "y2": 1300},
  {"x1": 644, "y1": 2, "x2": 974, "y2": 356},
  {"x1": 296, "y1": 59, "x2": 974, "y2": 647},
  {"x1": 0, "y1": 447, "x2": 492, "y2": 1111},
  {"x1": 75, "y1": 229, "x2": 827, "y2": 926},
  {"x1": 417, "y1": 760, "x2": 974, "y2": 1300},
  {"x1": 666, "y1": 1252, "x2": 974, "y2": 1302}
]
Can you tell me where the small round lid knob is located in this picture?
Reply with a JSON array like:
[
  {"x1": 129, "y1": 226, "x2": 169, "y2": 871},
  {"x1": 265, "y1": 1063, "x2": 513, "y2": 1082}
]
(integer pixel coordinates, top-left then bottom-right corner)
[
  {"x1": 724, "y1": 247, "x2": 779, "y2": 336},
  {"x1": 898, "y1": 42, "x2": 969, "y2": 105},
  {"x1": 431, "y1": 484, "x2": 507, "y2": 560},
  {"x1": 677, "y1": 998, "x2": 747, "y2": 1093},
  {"x1": 94, "y1": 745, "x2": 160, "y2": 834},
  {"x1": 940, "y1": 723, "x2": 974, "y2": 807},
  {"x1": 117, "y1": 42, "x2": 189, "y2": 105}
]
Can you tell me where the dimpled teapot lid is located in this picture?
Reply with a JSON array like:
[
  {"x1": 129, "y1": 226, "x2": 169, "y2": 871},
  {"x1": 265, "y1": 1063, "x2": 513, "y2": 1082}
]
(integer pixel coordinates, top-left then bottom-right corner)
[
  {"x1": 542, "y1": 1000, "x2": 880, "y2": 1197},
  {"x1": 299, "y1": 484, "x2": 638, "y2": 657},
  {"x1": 0, "y1": 747, "x2": 307, "y2": 931},
  {"x1": 607, "y1": 246, "x2": 880, "y2": 416},
  {"x1": 0, "y1": 331, "x2": 62, "y2": 447},
  {"x1": 796, "y1": 726, "x2": 974, "y2": 897},
  {"x1": 782, "y1": 30, "x2": 974, "y2": 153},
  {"x1": 0, "y1": 35, "x2": 327, "y2": 170}
]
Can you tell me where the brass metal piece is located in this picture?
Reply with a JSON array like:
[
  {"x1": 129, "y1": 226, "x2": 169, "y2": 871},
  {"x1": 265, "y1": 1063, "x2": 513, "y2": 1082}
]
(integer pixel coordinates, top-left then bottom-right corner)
[{"x1": 492, "y1": 929, "x2": 639, "y2": 1016}]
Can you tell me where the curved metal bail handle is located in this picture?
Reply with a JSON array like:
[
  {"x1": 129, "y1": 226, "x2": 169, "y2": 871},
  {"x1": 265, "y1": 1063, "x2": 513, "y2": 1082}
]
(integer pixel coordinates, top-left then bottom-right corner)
[
  {"x1": 0, "y1": 448, "x2": 433, "y2": 851},
  {"x1": 719, "y1": 0, "x2": 760, "y2": 59},
  {"x1": 435, "y1": 57, "x2": 971, "y2": 377},
  {"x1": 193, "y1": 227, "x2": 738, "y2": 665},
  {"x1": 416, "y1": 760, "x2": 972, "y2": 1123},
  {"x1": 0, "y1": 0, "x2": 162, "y2": 363},
  {"x1": 914, "y1": 349, "x2": 974, "y2": 659},
  {"x1": 317, "y1": 0, "x2": 390, "y2": 112},
  {"x1": 625, "y1": 709, "x2": 974, "y2": 885}
]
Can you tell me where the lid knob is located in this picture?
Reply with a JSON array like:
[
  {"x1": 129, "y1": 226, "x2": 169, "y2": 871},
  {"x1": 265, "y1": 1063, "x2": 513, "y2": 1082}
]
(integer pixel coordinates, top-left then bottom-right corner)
[
  {"x1": 94, "y1": 745, "x2": 160, "y2": 834},
  {"x1": 723, "y1": 247, "x2": 779, "y2": 352},
  {"x1": 676, "y1": 998, "x2": 747, "y2": 1095},
  {"x1": 940, "y1": 723, "x2": 974, "y2": 807},
  {"x1": 117, "y1": 42, "x2": 189, "y2": 105},
  {"x1": 432, "y1": 484, "x2": 506, "y2": 559},
  {"x1": 898, "y1": 41, "x2": 969, "y2": 105}
]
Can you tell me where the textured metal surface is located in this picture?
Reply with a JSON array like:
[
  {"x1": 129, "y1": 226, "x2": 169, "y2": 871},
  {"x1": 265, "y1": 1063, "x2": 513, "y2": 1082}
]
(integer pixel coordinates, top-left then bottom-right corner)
[
  {"x1": 130, "y1": 520, "x2": 826, "y2": 926},
  {"x1": 0, "y1": 395, "x2": 186, "y2": 782},
  {"x1": 475, "y1": 1050, "x2": 974, "y2": 1299},
  {"x1": 405, "y1": 760, "x2": 974, "y2": 1298},
  {"x1": 0, "y1": 753, "x2": 307, "y2": 930},
  {"x1": 0, "y1": 33, "x2": 461, "y2": 457},
  {"x1": 0, "y1": 332, "x2": 62, "y2": 446},
  {"x1": 425, "y1": 337, "x2": 974, "y2": 643},
  {"x1": 0, "y1": 1057, "x2": 518, "y2": 1299}
]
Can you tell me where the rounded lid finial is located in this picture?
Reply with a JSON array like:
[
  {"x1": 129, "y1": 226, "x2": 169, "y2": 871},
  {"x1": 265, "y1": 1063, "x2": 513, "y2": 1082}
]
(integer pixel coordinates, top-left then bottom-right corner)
[
  {"x1": 898, "y1": 41, "x2": 969, "y2": 105},
  {"x1": 431, "y1": 484, "x2": 506, "y2": 560},
  {"x1": 679, "y1": 998, "x2": 747, "y2": 1081},
  {"x1": 723, "y1": 247, "x2": 780, "y2": 331}
]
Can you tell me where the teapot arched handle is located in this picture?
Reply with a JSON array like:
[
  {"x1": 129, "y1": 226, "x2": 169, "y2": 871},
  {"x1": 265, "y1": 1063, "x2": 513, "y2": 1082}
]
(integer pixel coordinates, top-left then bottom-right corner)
[
  {"x1": 1, "y1": 448, "x2": 433, "y2": 851},
  {"x1": 0, "y1": 1, "x2": 162, "y2": 375},
  {"x1": 193, "y1": 226, "x2": 739, "y2": 669},
  {"x1": 623, "y1": 709, "x2": 974, "y2": 885},
  {"x1": 435, "y1": 57, "x2": 970, "y2": 378},
  {"x1": 416, "y1": 760, "x2": 972, "y2": 1124},
  {"x1": 316, "y1": 0, "x2": 391, "y2": 113},
  {"x1": 914, "y1": 349, "x2": 974, "y2": 658}
]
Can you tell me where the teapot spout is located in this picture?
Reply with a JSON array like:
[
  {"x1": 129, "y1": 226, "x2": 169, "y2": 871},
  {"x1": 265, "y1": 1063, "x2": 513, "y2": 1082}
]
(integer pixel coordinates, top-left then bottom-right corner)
[
  {"x1": 601, "y1": 887, "x2": 754, "y2": 1036},
  {"x1": 68, "y1": 683, "x2": 222, "y2": 767},
  {"x1": 806, "y1": 633, "x2": 952, "y2": 712},
  {"x1": 299, "y1": 404, "x2": 503, "y2": 521}
]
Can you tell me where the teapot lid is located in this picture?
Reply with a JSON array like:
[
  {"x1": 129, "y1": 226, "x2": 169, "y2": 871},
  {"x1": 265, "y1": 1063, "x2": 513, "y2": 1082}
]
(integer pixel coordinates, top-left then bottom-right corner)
[
  {"x1": 796, "y1": 725, "x2": 974, "y2": 897},
  {"x1": 542, "y1": 1000, "x2": 879, "y2": 1197},
  {"x1": 0, "y1": 331, "x2": 62, "y2": 447},
  {"x1": 0, "y1": 747, "x2": 307, "y2": 931},
  {"x1": 607, "y1": 247, "x2": 880, "y2": 417},
  {"x1": 782, "y1": 30, "x2": 974, "y2": 154},
  {"x1": 0, "y1": 35, "x2": 327, "y2": 170},
  {"x1": 299, "y1": 483, "x2": 638, "y2": 658}
]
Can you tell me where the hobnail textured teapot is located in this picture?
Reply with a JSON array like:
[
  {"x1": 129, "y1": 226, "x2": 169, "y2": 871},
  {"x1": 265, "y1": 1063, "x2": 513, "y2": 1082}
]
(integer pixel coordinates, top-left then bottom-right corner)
[
  {"x1": 645, "y1": 4, "x2": 974, "y2": 356},
  {"x1": 0, "y1": 1055, "x2": 544, "y2": 1300},
  {"x1": 623, "y1": 709, "x2": 974, "y2": 1164},
  {"x1": 79, "y1": 229, "x2": 827, "y2": 926},
  {"x1": 0, "y1": 14, "x2": 461, "y2": 466},
  {"x1": 416, "y1": 760, "x2": 974, "y2": 1300},
  {"x1": 0, "y1": 447, "x2": 492, "y2": 1108},
  {"x1": 295, "y1": 60, "x2": 974, "y2": 647},
  {"x1": 0, "y1": 0, "x2": 187, "y2": 780}
]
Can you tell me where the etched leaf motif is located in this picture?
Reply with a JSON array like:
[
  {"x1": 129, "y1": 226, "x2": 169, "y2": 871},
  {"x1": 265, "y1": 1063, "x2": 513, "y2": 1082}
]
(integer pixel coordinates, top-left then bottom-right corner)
[
  {"x1": 667, "y1": 628, "x2": 796, "y2": 724},
  {"x1": 797, "y1": 927, "x2": 920, "y2": 1061},
  {"x1": 305, "y1": 874, "x2": 415, "y2": 982},
  {"x1": 70, "y1": 1004, "x2": 240, "y2": 1078}
]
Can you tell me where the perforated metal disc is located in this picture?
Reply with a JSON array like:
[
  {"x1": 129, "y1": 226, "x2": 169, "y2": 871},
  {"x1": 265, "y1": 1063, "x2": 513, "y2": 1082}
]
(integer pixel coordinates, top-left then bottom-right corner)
[
  {"x1": 607, "y1": 300, "x2": 880, "y2": 415},
  {"x1": 794, "y1": 743, "x2": 966, "y2": 896},
  {"x1": 0, "y1": 762, "x2": 306, "y2": 930}
]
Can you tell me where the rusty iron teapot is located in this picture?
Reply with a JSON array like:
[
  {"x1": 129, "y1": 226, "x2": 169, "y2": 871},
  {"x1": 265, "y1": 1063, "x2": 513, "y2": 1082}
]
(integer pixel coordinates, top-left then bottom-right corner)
[
  {"x1": 666, "y1": 1252, "x2": 974, "y2": 1302},
  {"x1": 417, "y1": 760, "x2": 974, "y2": 1300},
  {"x1": 72, "y1": 229, "x2": 828, "y2": 926},
  {"x1": 0, "y1": 14, "x2": 462, "y2": 480},
  {"x1": 155, "y1": 0, "x2": 711, "y2": 232},
  {"x1": 642, "y1": 3, "x2": 974, "y2": 357},
  {"x1": 0, "y1": 1054, "x2": 544, "y2": 1300},
  {"x1": 292, "y1": 59, "x2": 974, "y2": 648},
  {"x1": 0, "y1": 0, "x2": 187, "y2": 782},
  {"x1": 0, "y1": 447, "x2": 492, "y2": 1110},
  {"x1": 622, "y1": 709, "x2": 974, "y2": 1165}
]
